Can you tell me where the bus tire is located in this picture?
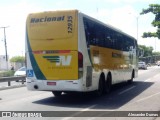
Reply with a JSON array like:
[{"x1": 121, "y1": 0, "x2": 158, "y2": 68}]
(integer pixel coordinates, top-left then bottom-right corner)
[
  {"x1": 95, "y1": 76, "x2": 104, "y2": 96},
  {"x1": 52, "y1": 91, "x2": 62, "y2": 97},
  {"x1": 104, "y1": 74, "x2": 112, "y2": 94},
  {"x1": 128, "y1": 71, "x2": 134, "y2": 84}
]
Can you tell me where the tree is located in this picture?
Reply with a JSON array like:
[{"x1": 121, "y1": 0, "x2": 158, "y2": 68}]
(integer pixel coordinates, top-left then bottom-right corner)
[
  {"x1": 10, "y1": 56, "x2": 25, "y2": 63},
  {"x1": 153, "y1": 51, "x2": 160, "y2": 56},
  {"x1": 140, "y1": 4, "x2": 160, "y2": 39},
  {"x1": 138, "y1": 45, "x2": 153, "y2": 57}
]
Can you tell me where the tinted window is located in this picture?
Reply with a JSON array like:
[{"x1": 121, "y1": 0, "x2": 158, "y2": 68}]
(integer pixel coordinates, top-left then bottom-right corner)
[
  {"x1": 19, "y1": 67, "x2": 26, "y2": 71},
  {"x1": 83, "y1": 17, "x2": 136, "y2": 51}
]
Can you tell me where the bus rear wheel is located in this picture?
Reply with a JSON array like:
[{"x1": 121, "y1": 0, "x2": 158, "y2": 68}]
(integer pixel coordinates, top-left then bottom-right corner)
[
  {"x1": 95, "y1": 76, "x2": 104, "y2": 96},
  {"x1": 52, "y1": 91, "x2": 62, "y2": 97},
  {"x1": 104, "y1": 74, "x2": 112, "y2": 94}
]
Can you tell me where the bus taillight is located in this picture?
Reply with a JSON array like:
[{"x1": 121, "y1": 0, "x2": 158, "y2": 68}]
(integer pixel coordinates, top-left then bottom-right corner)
[{"x1": 78, "y1": 51, "x2": 83, "y2": 78}]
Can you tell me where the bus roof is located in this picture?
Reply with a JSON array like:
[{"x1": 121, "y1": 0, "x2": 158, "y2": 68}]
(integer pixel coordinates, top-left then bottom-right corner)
[{"x1": 27, "y1": 9, "x2": 136, "y2": 41}]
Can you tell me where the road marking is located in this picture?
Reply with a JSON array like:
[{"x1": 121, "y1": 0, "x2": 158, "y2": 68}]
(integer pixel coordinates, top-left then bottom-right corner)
[
  {"x1": 86, "y1": 109, "x2": 117, "y2": 120},
  {"x1": 62, "y1": 104, "x2": 97, "y2": 120},
  {"x1": 152, "y1": 74, "x2": 160, "y2": 82},
  {"x1": 153, "y1": 74, "x2": 160, "y2": 79},
  {"x1": 144, "y1": 78, "x2": 151, "y2": 82},
  {"x1": 135, "y1": 92, "x2": 160, "y2": 103},
  {"x1": 118, "y1": 86, "x2": 136, "y2": 95},
  {"x1": 144, "y1": 74, "x2": 160, "y2": 82}
]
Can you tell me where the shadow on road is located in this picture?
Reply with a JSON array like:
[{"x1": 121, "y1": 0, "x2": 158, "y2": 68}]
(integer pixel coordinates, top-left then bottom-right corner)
[{"x1": 33, "y1": 81, "x2": 154, "y2": 110}]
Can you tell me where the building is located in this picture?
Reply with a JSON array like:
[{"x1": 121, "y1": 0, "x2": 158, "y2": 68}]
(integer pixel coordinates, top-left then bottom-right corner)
[{"x1": 0, "y1": 55, "x2": 10, "y2": 70}]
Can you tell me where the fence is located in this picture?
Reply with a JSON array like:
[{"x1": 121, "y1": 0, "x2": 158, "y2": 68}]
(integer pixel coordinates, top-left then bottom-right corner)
[
  {"x1": 139, "y1": 55, "x2": 160, "y2": 64},
  {"x1": 0, "y1": 76, "x2": 26, "y2": 87}
]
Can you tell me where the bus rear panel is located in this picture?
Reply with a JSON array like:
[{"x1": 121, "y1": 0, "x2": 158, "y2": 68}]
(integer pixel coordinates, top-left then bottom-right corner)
[{"x1": 26, "y1": 10, "x2": 85, "y2": 91}]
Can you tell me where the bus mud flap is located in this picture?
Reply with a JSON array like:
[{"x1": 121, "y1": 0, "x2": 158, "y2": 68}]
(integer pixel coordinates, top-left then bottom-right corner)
[{"x1": 86, "y1": 66, "x2": 92, "y2": 87}]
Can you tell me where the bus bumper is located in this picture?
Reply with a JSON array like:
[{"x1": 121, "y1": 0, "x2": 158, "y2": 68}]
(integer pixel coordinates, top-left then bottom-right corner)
[{"x1": 26, "y1": 78, "x2": 86, "y2": 92}]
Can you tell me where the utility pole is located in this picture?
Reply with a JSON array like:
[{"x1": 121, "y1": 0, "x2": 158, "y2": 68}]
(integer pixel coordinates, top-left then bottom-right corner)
[
  {"x1": 0, "y1": 26, "x2": 9, "y2": 70},
  {"x1": 136, "y1": 16, "x2": 139, "y2": 42},
  {"x1": 128, "y1": 13, "x2": 139, "y2": 43}
]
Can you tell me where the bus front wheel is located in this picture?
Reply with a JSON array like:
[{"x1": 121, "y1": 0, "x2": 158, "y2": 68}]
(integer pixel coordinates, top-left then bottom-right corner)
[{"x1": 128, "y1": 71, "x2": 134, "y2": 84}]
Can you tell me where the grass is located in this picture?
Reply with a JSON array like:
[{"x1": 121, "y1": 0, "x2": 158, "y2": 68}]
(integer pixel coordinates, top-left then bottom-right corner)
[{"x1": 0, "y1": 70, "x2": 15, "y2": 77}]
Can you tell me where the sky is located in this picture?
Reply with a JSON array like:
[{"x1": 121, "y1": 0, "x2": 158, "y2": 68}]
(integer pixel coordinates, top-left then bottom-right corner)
[{"x1": 0, "y1": 0, "x2": 160, "y2": 58}]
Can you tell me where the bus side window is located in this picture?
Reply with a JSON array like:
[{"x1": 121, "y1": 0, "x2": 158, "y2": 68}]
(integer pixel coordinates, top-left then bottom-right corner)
[{"x1": 105, "y1": 28, "x2": 112, "y2": 49}]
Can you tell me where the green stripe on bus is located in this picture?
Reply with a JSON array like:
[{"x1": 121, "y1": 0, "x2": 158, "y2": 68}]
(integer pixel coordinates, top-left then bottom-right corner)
[{"x1": 26, "y1": 28, "x2": 46, "y2": 80}]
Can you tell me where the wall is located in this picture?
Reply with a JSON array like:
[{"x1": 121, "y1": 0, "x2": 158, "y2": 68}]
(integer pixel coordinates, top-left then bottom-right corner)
[{"x1": 0, "y1": 55, "x2": 10, "y2": 70}]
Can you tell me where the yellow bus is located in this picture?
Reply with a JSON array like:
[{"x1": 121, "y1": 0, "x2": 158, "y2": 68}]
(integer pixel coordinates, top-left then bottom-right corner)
[{"x1": 26, "y1": 10, "x2": 138, "y2": 96}]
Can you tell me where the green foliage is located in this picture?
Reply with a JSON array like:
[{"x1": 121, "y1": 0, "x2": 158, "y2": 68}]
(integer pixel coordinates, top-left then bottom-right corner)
[
  {"x1": 138, "y1": 45, "x2": 153, "y2": 57},
  {"x1": 0, "y1": 70, "x2": 15, "y2": 77},
  {"x1": 143, "y1": 32, "x2": 157, "y2": 38},
  {"x1": 10, "y1": 56, "x2": 25, "y2": 63},
  {"x1": 140, "y1": 4, "x2": 160, "y2": 39},
  {"x1": 153, "y1": 51, "x2": 160, "y2": 56}
]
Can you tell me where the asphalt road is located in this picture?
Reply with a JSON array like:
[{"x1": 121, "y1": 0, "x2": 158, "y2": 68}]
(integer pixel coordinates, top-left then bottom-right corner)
[{"x1": 0, "y1": 66, "x2": 160, "y2": 120}]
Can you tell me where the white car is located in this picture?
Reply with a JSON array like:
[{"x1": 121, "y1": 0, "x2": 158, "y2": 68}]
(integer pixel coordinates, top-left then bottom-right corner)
[
  {"x1": 14, "y1": 67, "x2": 26, "y2": 76},
  {"x1": 157, "y1": 61, "x2": 160, "y2": 66},
  {"x1": 138, "y1": 62, "x2": 147, "y2": 70}
]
